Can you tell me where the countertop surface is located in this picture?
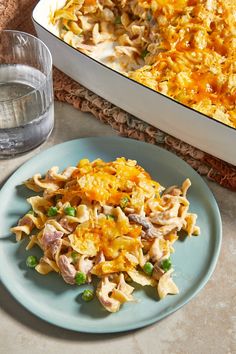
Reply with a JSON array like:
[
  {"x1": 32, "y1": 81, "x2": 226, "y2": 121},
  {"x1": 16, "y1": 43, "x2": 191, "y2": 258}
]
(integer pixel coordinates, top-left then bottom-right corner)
[{"x1": 0, "y1": 102, "x2": 235, "y2": 354}]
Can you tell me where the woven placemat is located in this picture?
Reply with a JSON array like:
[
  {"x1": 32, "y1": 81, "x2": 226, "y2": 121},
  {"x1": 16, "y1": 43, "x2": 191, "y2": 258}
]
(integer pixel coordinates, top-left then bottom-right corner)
[{"x1": 1, "y1": 0, "x2": 236, "y2": 190}]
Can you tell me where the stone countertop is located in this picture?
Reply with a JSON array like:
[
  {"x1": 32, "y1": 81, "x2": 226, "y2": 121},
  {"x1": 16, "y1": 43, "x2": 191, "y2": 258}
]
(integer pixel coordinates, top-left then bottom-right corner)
[{"x1": 0, "y1": 102, "x2": 235, "y2": 354}]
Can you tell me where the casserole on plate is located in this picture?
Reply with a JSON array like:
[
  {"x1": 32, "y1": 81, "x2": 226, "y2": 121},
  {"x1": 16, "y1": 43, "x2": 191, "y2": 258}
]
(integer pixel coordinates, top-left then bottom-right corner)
[{"x1": 32, "y1": 0, "x2": 236, "y2": 165}]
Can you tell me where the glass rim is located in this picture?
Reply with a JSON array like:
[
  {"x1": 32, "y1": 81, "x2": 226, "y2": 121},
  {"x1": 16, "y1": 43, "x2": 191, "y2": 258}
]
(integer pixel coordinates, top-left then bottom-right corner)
[{"x1": 0, "y1": 30, "x2": 53, "y2": 103}]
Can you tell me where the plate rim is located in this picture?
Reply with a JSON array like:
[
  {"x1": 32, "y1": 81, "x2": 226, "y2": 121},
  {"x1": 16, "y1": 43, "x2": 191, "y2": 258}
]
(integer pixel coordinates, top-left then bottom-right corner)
[{"x1": 0, "y1": 136, "x2": 222, "y2": 333}]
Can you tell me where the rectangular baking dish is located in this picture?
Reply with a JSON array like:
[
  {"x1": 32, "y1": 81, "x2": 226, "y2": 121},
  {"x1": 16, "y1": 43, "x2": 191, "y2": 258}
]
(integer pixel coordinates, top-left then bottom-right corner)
[{"x1": 32, "y1": 0, "x2": 236, "y2": 165}]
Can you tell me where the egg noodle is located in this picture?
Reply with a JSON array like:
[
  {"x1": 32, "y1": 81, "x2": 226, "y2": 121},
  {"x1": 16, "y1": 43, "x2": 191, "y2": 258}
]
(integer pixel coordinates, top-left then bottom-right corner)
[
  {"x1": 51, "y1": 0, "x2": 236, "y2": 128},
  {"x1": 11, "y1": 157, "x2": 200, "y2": 312}
]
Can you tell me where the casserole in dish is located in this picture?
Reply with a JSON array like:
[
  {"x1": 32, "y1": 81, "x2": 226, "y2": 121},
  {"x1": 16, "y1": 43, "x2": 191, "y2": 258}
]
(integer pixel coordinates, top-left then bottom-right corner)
[{"x1": 33, "y1": 0, "x2": 236, "y2": 165}]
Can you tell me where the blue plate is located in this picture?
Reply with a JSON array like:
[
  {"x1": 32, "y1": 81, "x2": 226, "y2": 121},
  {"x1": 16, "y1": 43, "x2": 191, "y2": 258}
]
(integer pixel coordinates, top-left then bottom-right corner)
[{"x1": 0, "y1": 137, "x2": 222, "y2": 333}]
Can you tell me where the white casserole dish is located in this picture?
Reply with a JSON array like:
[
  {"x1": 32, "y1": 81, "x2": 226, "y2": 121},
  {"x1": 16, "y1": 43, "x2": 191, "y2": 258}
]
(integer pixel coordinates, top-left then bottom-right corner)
[{"x1": 32, "y1": 0, "x2": 236, "y2": 165}]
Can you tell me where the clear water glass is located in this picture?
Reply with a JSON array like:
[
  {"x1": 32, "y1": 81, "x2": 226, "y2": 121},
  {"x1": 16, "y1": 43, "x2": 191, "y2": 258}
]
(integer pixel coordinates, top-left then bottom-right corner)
[{"x1": 0, "y1": 30, "x2": 54, "y2": 157}]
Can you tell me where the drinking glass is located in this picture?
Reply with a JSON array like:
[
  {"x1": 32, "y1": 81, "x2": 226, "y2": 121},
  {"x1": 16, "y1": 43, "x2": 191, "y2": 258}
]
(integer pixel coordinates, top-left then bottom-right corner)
[{"x1": 0, "y1": 30, "x2": 54, "y2": 157}]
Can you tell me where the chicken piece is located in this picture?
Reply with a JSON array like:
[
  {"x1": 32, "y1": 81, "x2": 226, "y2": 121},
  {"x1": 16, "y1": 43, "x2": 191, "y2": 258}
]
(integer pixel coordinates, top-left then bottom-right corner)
[
  {"x1": 144, "y1": 225, "x2": 162, "y2": 239},
  {"x1": 41, "y1": 224, "x2": 63, "y2": 250},
  {"x1": 128, "y1": 214, "x2": 152, "y2": 231},
  {"x1": 145, "y1": 228, "x2": 162, "y2": 239},
  {"x1": 40, "y1": 224, "x2": 64, "y2": 259},
  {"x1": 152, "y1": 263, "x2": 165, "y2": 281},
  {"x1": 50, "y1": 238, "x2": 63, "y2": 260},
  {"x1": 58, "y1": 255, "x2": 76, "y2": 285},
  {"x1": 157, "y1": 269, "x2": 179, "y2": 299},
  {"x1": 78, "y1": 255, "x2": 94, "y2": 282},
  {"x1": 128, "y1": 213, "x2": 163, "y2": 239},
  {"x1": 96, "y1": 277, "x2": 121, "y2": 312}
]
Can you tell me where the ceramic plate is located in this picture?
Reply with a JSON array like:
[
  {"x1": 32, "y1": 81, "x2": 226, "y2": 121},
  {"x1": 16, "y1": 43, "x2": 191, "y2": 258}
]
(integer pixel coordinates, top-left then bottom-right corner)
[{"x1": 0, "y1": 137, "x2": 222, "y2": 333}]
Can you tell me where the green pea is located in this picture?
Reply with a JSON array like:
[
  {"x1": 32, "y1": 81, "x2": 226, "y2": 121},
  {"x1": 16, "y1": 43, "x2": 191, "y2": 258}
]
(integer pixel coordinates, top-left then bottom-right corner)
[
  {"x1": 106, "y1": 214, "x2": 115, "y2": 221},
  {"x1": 82, "y1": 289, "x2": 94, "y2": 302},
  {"x1": 26, "y1": 255, "x2": 38, "y2": 268},
  {"x1": 120, "y1": 196, "x2": 129, "y2": 209},
  {"x1": 75, "y1": 272, "x2": 86, "y2": 286},
  {"x1": 27, "y1": 210, "x2": 34, "y2": 215},
  {"x1": 64, "y1": 206, "x2": 76, "y2": 217},
  {"x1": 141, "y1": 49, "x2": 149, "y2": 60},
  {"x1": 143, "y1": 262, "x2": 154, "y2": 276},
  {"x1": 161, "y1": 257, "x2": 172, "y2": 272},
  {"x1": 71, "y1": 251, "x2": 78, "y2": 264},
  {"x1": 47, "y1": 206, "x2": 58, "y2": 217},
  {"x1": 115, "y1": 16, "x2": 121, "y2": 25}
]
